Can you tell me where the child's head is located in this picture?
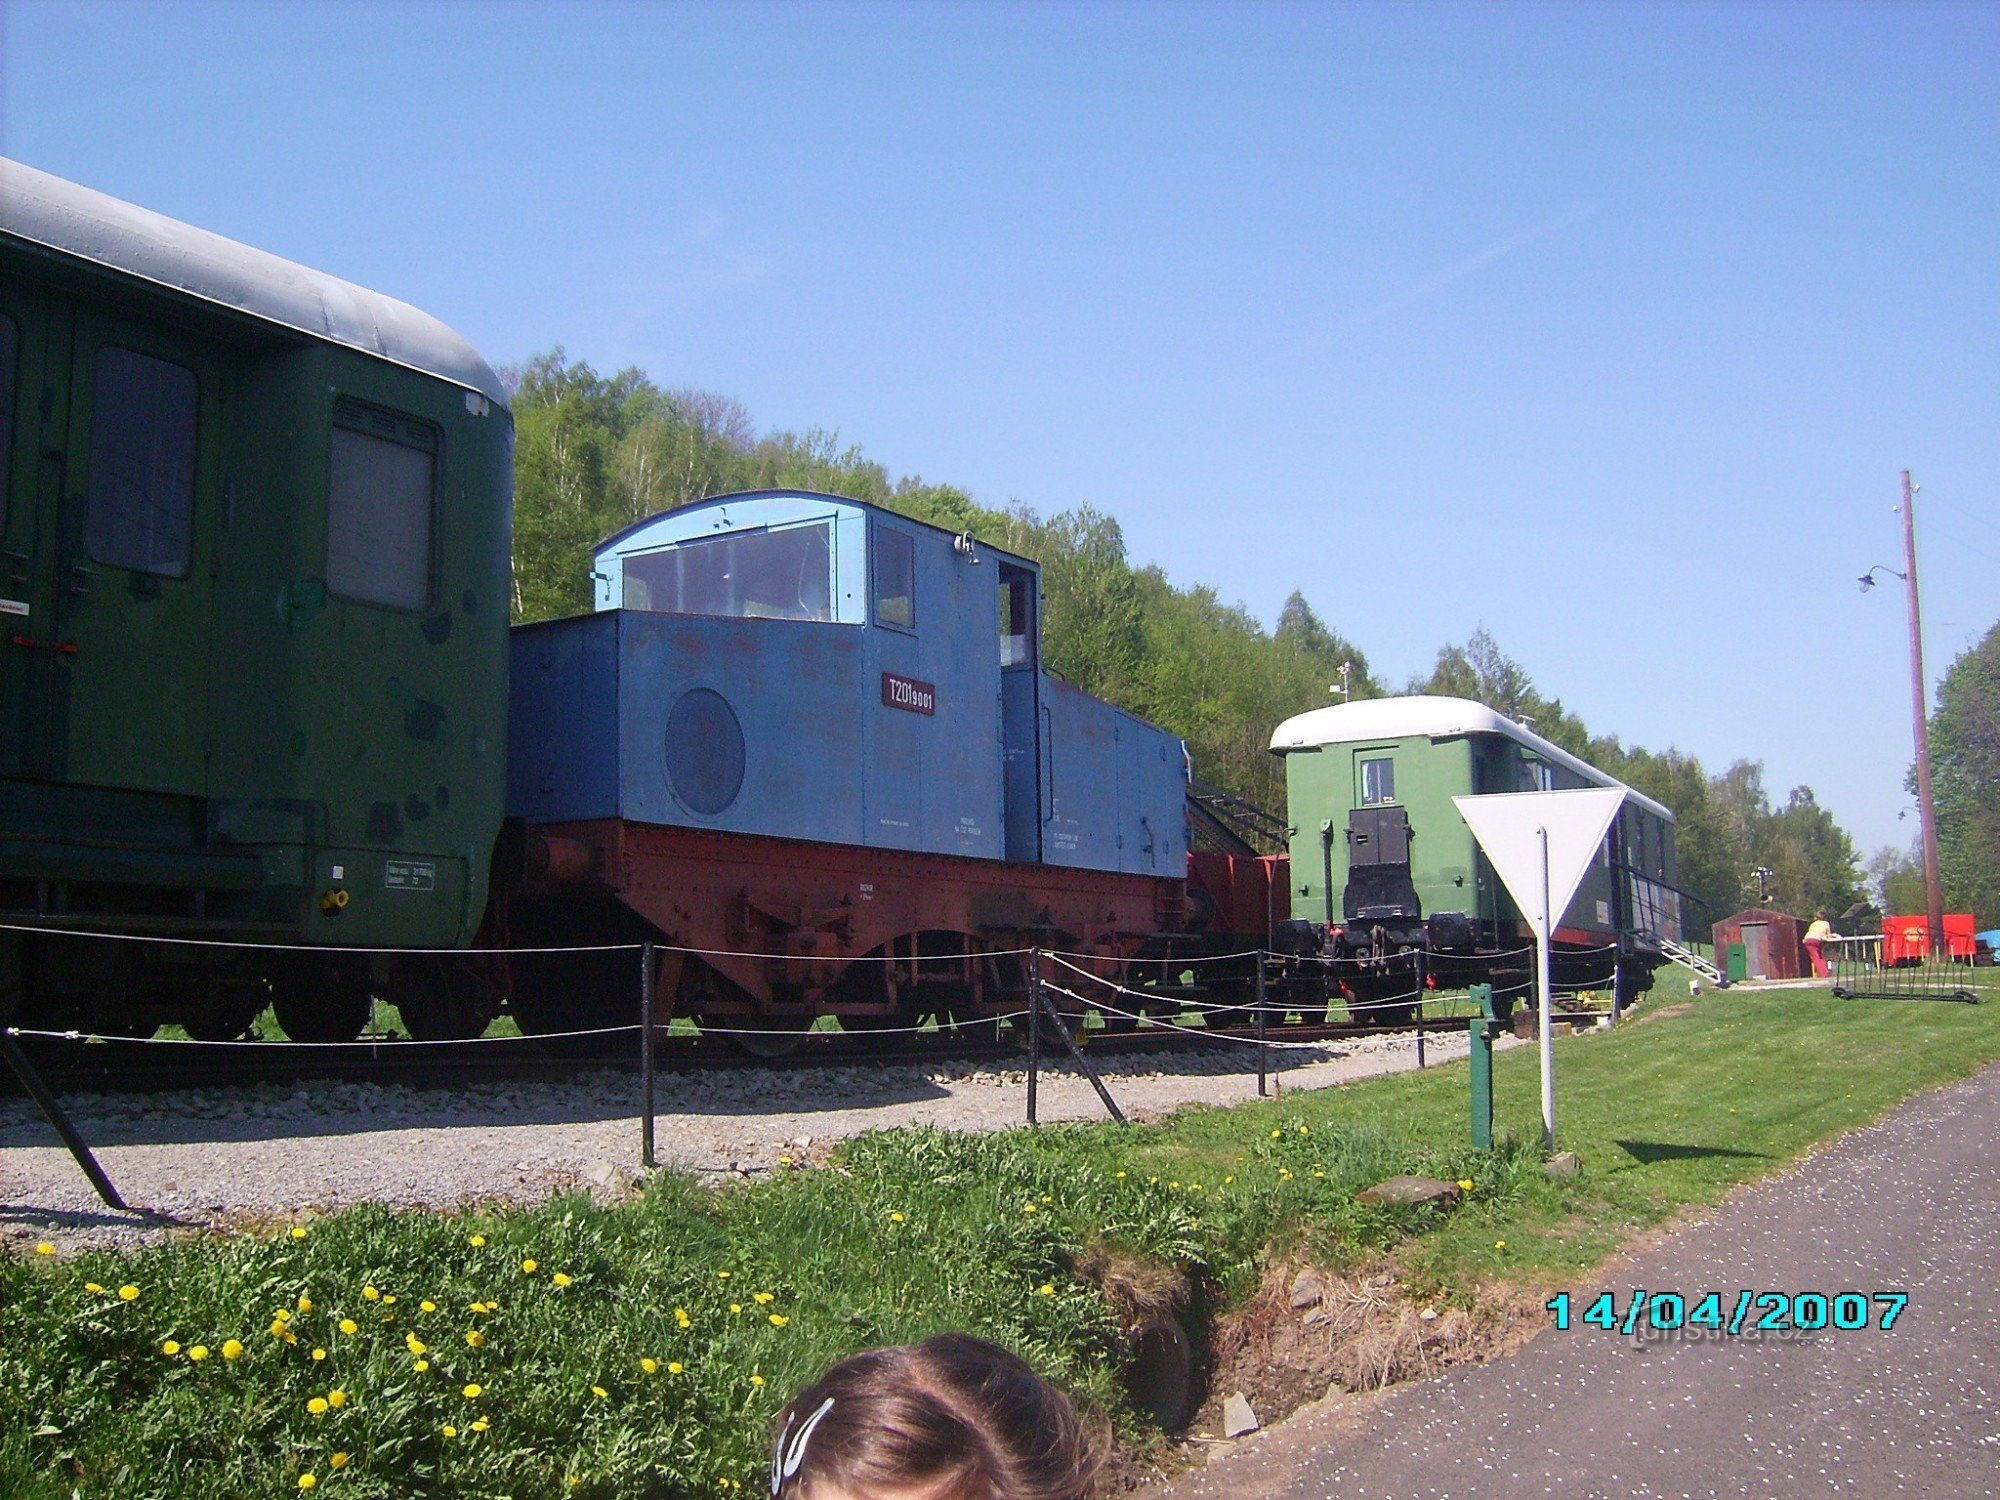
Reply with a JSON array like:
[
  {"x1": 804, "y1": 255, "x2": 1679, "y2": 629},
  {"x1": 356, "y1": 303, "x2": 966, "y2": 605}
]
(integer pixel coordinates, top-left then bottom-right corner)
[{"x1": 769, "y1": 1334, "x2": 1105, "y2": 1500}]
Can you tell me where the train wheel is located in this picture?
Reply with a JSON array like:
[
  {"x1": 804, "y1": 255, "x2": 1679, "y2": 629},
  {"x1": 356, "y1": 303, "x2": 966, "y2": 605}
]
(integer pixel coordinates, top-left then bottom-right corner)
[
  {"x1": 271, "y1": 962, "x2": 375, "y2": 1045},
  {"x1": 389, "y1": 957, "x2": 500, "y2": 1042},
  {"x1": 726, "y1": 1019, "x2": 814, "y2": 1059}
]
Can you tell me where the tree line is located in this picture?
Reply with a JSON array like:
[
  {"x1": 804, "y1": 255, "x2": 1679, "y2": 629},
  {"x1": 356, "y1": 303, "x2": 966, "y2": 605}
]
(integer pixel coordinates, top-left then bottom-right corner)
[{"x1": 505, "y1": 348, "x2": 1954, "y2": 931}]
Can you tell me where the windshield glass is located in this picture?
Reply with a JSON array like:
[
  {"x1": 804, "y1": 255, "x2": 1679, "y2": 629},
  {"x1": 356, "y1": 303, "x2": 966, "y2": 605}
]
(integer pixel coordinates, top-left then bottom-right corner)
[{"x1": 622, "y1": 522, "x2": 833, "y2": 621}]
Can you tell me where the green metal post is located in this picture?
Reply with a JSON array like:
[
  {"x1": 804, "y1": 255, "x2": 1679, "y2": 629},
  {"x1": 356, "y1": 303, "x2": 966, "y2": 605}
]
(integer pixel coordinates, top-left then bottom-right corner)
[{"x1": 1468, "y1": 982, "x2": 1495, "y2": 1151}]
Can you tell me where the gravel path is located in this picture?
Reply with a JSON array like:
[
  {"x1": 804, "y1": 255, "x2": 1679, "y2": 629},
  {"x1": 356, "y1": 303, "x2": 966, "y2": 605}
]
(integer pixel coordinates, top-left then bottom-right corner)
[
  {"x1": 2, "y1": 1028, "x2": 1506, "y2": 1254},
  {"x1": 1150, "y1": 1057, "x2": 2000, "y2": 1500}
]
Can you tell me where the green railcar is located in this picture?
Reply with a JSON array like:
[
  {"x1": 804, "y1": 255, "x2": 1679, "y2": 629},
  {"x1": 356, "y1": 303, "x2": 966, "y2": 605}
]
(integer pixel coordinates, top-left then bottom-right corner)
[
  {"x1": 1269, "y1": 695, "x2": 1682, "y2": 1018},
  {"x1": 0, "y1": 159, "x2": 512, "y2": 1041}
]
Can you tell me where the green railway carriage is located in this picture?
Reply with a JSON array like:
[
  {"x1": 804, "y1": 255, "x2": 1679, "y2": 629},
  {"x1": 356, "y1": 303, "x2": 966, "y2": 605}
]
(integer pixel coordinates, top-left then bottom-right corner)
[
  {"x1": 1269, "y1": 695, "x2": 1681, "y2": 1016},
  {"x1": 0, "y1": 159, "x2": 513, "y2": 1041}
]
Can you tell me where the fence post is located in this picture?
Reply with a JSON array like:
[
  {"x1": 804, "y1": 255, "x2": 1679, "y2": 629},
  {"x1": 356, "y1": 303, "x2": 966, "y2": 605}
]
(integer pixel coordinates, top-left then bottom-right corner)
[
  {"x1": 640, "y1": 942, "x2": 656, "y2": 1170},
  {"x1": 1610, "y1": 945, "x2": 1624, "y2": 1027},
  {"x1": 0, "y1": 1030, "x2": 129, "y2": 1212},
  {"x1": 1255, "y1": 953, "x2": 1269, "y2": 1098},
  {"x1": 1026, "y1": 948, "x2": 1041, "y2": 1127},
  {"x1": 1468, "y1": 982, "x2": 1495, "y2": 1151}
]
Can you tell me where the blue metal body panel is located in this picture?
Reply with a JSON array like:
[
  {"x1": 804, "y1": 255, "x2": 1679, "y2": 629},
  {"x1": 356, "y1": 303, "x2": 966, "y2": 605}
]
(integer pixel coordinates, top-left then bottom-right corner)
[{"x1": 510, "y1": 491, "x2": 1189, "y2": 877}]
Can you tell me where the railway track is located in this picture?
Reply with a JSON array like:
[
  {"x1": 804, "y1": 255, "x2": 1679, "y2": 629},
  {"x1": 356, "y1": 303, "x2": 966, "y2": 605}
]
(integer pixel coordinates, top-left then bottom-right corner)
[{"x1": 2, "y1": 1013, "x2": 1487, "y2": 1097}]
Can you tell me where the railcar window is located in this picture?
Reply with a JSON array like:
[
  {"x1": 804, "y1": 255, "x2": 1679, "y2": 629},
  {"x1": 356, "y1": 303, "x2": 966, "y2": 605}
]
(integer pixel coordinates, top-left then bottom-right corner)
[
  {"x1": 1000, "y1": 574, "x2": 1033, "y2": 666},
  {"x1": 1520, "y1": 757, "x2": 1555, "y2": 792},
  {"x1": 622, "y1": 522, "x2": 832, "y2": 621},
  {"x1": 328, "y1": 403, "x2": 436, "y2": 610},
  {"x1": 86, "y1": 346, "x2": 198, "y2": 576},
  {"x1": 0, "y1": 314, "x2": 15, "y2": 530},
  {"x1": 1360, "y1": 756, "x2": 1395, "y2": 805},
  {"x1": 874, "y1": 527, "x2": 915, "y2": 629}
]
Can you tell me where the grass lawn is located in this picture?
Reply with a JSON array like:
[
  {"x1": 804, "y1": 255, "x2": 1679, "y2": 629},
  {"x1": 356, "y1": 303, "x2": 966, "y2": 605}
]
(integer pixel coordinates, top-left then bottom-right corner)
[{"x1": 6, "y1": 969, "x2": 1996, "y2": 1498}]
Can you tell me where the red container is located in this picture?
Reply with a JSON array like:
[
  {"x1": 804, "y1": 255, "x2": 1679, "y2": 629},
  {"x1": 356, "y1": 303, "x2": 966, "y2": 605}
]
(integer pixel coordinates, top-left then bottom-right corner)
[{"x1": 1881, "y1": 913, "x2": 1977, "y2": 964}]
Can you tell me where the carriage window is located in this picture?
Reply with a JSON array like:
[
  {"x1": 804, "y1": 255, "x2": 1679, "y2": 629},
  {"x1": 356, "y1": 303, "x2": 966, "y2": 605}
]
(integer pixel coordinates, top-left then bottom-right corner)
[
  {"x1": 0, "y1": 314, "x2": 16, "y2": 530},
  {"x1": 621, "y1": 521, "x2": 832, "y2": 621},
  {"x1": 1359, "y1": 756, "x2": 1395, "y2": 805},
  {"x1": 1520, "y1": 756, "x2": 1555, "y2": 792},
  {"x1": 87, "y1": 346, "x2": 197, "y2": 576},
  {"x1": 328, "y1": 403, "x2": 436, "y2": 610},
  {"x1": 874, "y1": 526, "x2": 915, "y2": 629},
  {"x1": 999, "y1": 572, "x2": 1033, "y2": 666}
]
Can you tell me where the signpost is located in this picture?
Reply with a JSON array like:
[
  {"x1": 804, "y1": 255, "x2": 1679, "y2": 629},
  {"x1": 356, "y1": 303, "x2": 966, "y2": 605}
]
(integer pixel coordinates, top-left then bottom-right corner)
[{"x1": 1453, "y1": 787, "x2": 1627, "y2": 1149}]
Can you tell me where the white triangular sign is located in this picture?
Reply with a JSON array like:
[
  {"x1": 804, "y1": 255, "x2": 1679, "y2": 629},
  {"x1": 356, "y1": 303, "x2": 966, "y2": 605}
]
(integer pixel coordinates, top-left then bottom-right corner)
[{"x1": 1451, "y1": 788, "x2": 1627, "y2": 935}]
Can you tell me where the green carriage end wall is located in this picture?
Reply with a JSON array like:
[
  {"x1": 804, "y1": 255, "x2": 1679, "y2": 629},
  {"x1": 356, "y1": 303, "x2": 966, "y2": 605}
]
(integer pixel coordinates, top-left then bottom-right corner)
[
  {"x1": 0, "y1": 235, "x2": 512, "y2": 950},
  {"x1": 1281, "y1": 730, "x2": 1680, "y2": 940}
]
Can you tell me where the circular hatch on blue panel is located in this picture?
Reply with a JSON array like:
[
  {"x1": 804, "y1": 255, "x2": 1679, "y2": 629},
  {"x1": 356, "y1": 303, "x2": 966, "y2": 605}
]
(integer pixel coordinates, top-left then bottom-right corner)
[{"x1": 663, "y1": 688, "x2": 745, "y2": 815}]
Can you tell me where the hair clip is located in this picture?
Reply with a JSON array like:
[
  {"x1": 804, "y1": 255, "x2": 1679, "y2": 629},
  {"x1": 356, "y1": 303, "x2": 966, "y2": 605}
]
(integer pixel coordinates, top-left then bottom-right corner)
[{"x1": 771, "y1": 1396, "x2": 835, "y2": 1496}]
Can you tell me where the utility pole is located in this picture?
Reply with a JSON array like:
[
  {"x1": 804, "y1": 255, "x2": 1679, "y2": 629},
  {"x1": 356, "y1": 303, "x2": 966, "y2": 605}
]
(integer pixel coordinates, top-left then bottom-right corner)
[{"x1": 1900, "y1": 470, "x2": 1947, "y2": 957}]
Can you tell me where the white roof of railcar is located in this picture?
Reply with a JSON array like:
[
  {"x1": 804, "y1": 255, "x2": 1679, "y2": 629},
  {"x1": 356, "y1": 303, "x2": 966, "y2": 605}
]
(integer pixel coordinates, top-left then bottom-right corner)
[
  {"x1": 0, "y1": 157, "x2": 507, "y2": 407},
  {"x1": 1269, "y1": 694, "x2": 1673, "y2": 822}
]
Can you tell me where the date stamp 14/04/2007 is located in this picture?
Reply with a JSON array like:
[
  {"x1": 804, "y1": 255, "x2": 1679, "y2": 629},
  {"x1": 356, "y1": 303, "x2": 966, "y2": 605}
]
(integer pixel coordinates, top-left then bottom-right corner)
[{"x1": 1546, "y1": 1290, "x2": 1907, "y2": 1338}]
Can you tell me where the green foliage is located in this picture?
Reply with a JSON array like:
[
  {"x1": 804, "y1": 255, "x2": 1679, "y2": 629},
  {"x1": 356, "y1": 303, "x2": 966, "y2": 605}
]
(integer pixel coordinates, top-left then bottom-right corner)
[{"x1": 1926, "y1": 620, "x2": 2000, "y2": 924}]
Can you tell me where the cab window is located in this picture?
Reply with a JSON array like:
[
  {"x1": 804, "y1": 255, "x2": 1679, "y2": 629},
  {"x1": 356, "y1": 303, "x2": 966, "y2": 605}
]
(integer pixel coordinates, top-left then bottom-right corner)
[
  {"x1": 1359, "y1": 756, "x2": 1395, "y2": 805},
  {"x1": 87, "y1": 346, "x2": 198, "y2": 576},
  {"x1": 327, "y1": 401, "x2": 436, "y2": 610},
  {"x1": 874, "y1": 526, "x2": 915, "y2": 629},
  {"x1": 622, "y1": 521, "x2": 832, "y2": 620}
]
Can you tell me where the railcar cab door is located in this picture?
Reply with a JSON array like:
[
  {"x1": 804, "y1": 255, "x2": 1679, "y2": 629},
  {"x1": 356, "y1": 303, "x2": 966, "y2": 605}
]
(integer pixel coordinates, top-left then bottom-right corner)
[
  {"x1": 46, "y1": 302, "x2": 223, "y2": 796},
  {"x1": 998, "y1": 562, "x2": 1040, "y2": 862}
]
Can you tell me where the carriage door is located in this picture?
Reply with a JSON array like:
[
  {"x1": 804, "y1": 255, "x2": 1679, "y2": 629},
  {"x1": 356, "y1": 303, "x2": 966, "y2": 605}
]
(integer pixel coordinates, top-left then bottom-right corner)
[
  {"x1": 998, "y1": 563, "x2": 1040, "y2": 862},
  {"x1": 49, "y1": 308, "x2": 222, "y2": 795},
  {"x1": 0, "y1": 286, "x2": 63, "y2": 780}
]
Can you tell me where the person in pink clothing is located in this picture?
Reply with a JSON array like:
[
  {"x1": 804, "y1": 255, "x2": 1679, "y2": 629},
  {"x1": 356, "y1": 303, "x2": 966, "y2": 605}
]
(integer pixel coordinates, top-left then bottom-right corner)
[{"x1": 1804, "y1": 911, "x2": 1833, "y2": 978}]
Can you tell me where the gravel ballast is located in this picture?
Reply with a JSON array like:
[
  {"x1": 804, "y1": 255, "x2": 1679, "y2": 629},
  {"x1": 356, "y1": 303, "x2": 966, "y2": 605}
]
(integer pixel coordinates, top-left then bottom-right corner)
[{"x1": 2, "y1": 1029, "x2": 1512, "y2": 1254}]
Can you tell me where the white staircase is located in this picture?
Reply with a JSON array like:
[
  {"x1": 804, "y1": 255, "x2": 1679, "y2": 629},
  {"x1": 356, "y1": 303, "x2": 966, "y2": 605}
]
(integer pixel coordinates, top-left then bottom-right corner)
[{"x1": 1658, "y1": 934, "x2": 1724, "y2": 986}]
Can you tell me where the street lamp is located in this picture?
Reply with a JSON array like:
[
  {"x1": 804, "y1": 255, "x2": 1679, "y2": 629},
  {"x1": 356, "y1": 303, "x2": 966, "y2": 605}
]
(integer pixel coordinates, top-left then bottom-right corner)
[
  {"x1": 1861, "y1": 472, "x2": 1947, "y2": 957},
  {"x1": 1751, "y1": 865, "x2": 1774, "y2": 903}
]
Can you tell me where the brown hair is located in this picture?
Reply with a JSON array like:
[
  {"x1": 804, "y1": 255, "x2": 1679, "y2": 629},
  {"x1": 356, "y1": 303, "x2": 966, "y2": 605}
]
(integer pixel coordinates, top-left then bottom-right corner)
[{"x1": 770, "y1": 1334, "x2": 1106, "y2": 1500}]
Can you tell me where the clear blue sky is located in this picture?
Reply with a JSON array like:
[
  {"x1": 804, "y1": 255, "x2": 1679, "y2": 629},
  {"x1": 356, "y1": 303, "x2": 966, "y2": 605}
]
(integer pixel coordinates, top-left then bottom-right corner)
[{"x1": 6, "y1": 0, "x2": 1995, "y2": 865}]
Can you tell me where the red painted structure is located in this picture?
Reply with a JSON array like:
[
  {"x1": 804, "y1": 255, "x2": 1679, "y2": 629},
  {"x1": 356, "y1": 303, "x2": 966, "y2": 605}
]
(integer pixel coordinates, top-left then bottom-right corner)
[
  {"x1": 1881, "y1": 913, "x2": 1976, "y2": 965},
  {"x1": 506, "y1": 820, "x2": 1279, "y2": 1031}
]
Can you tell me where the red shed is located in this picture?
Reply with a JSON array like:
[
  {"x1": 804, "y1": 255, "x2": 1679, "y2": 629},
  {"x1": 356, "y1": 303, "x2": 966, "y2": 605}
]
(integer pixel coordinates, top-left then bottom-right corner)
[
  {"x1": 1881, "y1": 913, "x2": 1977, "y2": 964},
  {"x1": 1712, "y1": 907, "x2": 1808, "y2": 981}
]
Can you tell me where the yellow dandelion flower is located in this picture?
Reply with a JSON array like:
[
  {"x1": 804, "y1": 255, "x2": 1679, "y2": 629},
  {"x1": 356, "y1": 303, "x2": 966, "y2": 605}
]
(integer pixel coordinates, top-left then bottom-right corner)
[
  {"x1": 468, "y1": 1301, "x2": 488, "y2": 1314},
  {"x1": 888, "y1": 1212, "x2": 905, "y2": 1223},
  {"x1": 414, "y1": 1359, "x2": 430, "y2": 1372},
  {"x1": 282, "y1": 1330, "x2": 299, "y2": 1345},
  {"x1": 750, "y1": 1374, "x2": 765, "y2": 1388},
  {"x1": 1224, "y1": 1175, "x2": 1235, "y2": 1184},
  {"x1": 1114, "y1": 1171, "x2": 1127, "y2": 1179},
  {"x1": 326, "y1": 1390, "x2": 347, "y2": 1409},
  {"x1": 222, "y1": 1339, "x2": 244, "y2": 1360},
  {"x1": 35, "y1": 1243, "x2": 54, "y2": 1255},
  {"x1": 84, "y1": 1282, "x2": 105, "y2": 1294},
  {"x1": 729, "y1": 1303, "x2": 742, "y2": 1314},
  {"x1": 329, "y1": 1453, "x2": 349, "y2": 1470},
  {"x1": 311, "y1": 1347, "x2": 327, "y2": 1362},
  {"x1": 1457, "y1": 1178, "x2": 1475, "y2": 1193},
  {"x1": 382, "y1": 1295, "x2": 397, "y2": 1306},
  {"x1": 1037, "y1": 1284, "x2": 1055, "y2": 1296},
  {"x1": 161, "y1": 1340, "x2": 181, "y2": 1356},
  {"x1": 717, "y1": 1270, "x2": 732, "y2": 1279},
  {"x1": 188, "y1": 1345, "x2": 210, "y2": 1362},
  {"x1": 469, "y1": 1234, "x2": 487, "y2": 1248},
  {"x1": 1040, "y1": 1194, "x2": 1051, "y2": 1203},
  {"x1": 362, "y1": 1286, "x2": 380, "y2": 1302},
  {"x1": 1494, "y1": 1240, "x2": 1507, "y2": 1250},
  {"x1": 521, "y1": 1259, "x2": 538, "y2": 1275},
  {"x1": 462, "y1": 1383, "x2": 482, "y2": 1399},
  {"x1": 442, "y1": 1424, "x2": 458, "y2": 1439},
  {"x1": 777, "y1": 1155, "x2": 793, "y2": 1166},
  {"x1": 297, "y1": 1295, "x2": 313, "y2": 1314},
  {"x1": 552, "y1": 1272, "x2": 572, "y2": 1287},
  {"x1": 1298, "y1": 1125, "x2": 1310, "y2": 1135},
  {"x1": 405, "y1": 1333, "x2": 428, "y2": 1356},
  {"x1": 591, "y1": 1385, "x2": 609, "y2": 1399},
  {"x1": 270, "y1": 1321, "x2": 288, "y2": 1340},
  {"x1": 1270, "y1": 1128, "x2": 1282, "y2": 1139},
  {"x1": 640, "y1": 1358, "x2": 659, "y2": 1375},
  {"x1": 290, "y1": 1226, "x2": 308, "y2": 1240},
  {"x1": 768, "y1": 1313, "x2": 789, "y2": 1327},
  {"x1": 470, "y1": 1418, "x2": 490, "y2": 1433},
  {"x1": 752, "y1": 1292, "x2": 774, "y2": 1305},
  {"x1": 465, "y1": 1329, "x2": 485, "y2": 1348},
  {"x1": 1148, "y1": 1176, "x2": 1159, "y2": 1185},
  {"x1": 1167, "y1": 1181, "x2": 1180, "y2": 1190},
  {"x1": 420, "y1": 1300, "x2": 436, "y2": 1313},
  {"x1": 338, "y1": 1319, "x2": 358, "y2": 1336},
  {"x1": 118, "y1": 1284, "x2": 140, "y2": 1302},
  {"x1": 275, "y1": 1307, "x2": 293, "y2": 1323},
  {"x1": 667, "y1": 1361, "x2": 684, "y2": 1375},
  {"x1": 1022, "y1": 1203, "x2": 1037, "y2": 1214},
  {"x1": 307, "y1": 1398, "x2": 329, "y2": 1416},
  {"x1": 299, "y1": 1475, "x2": 317, "y2": 1491}
]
